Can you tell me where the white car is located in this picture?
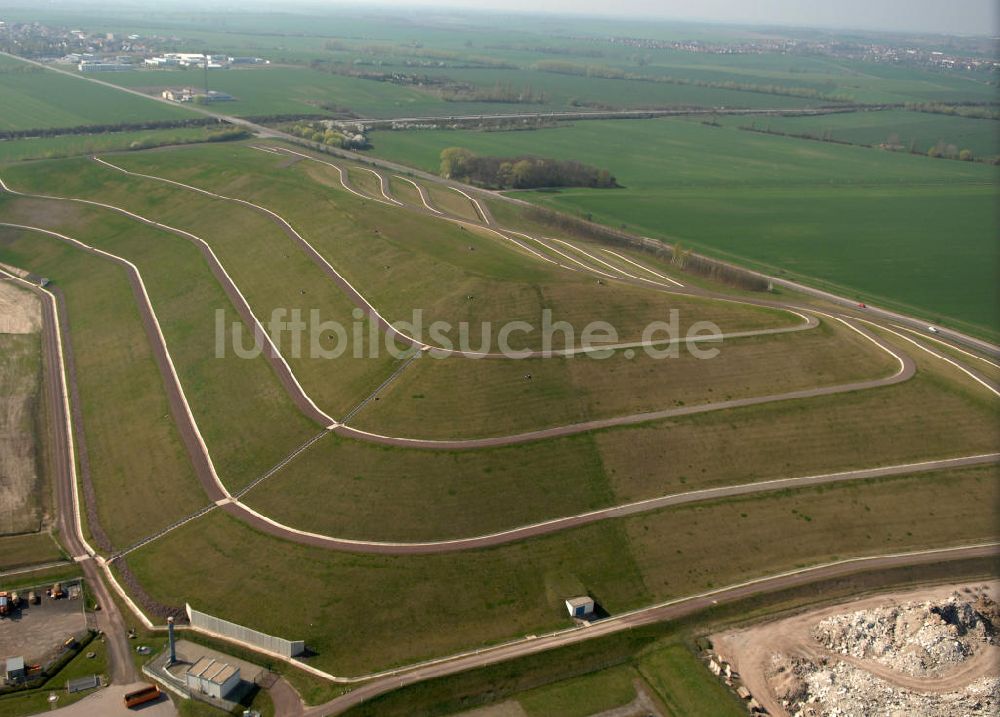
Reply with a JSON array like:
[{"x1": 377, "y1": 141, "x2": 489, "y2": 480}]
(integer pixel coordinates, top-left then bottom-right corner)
[{"x1": 928, "y1": 326, "x2": 939, "y2": 333}]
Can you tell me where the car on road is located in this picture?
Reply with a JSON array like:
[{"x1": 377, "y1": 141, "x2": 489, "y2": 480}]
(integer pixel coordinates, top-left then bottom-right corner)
[{"x1": 928, "y1": 326, "x2": 940, "y2": 333}]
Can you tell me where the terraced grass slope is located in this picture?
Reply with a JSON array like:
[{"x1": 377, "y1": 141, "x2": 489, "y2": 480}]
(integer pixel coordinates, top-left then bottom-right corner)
[
  {"x1": 90, "y1": 144, "x2": 798, "y2": 348},
  {"x1": 0, "y1": 216, "x2": 205, "y2": 548},
  {"x1": 0, "y1": 194, "x2": 317, "y2": 500},
  {"x1": 127, "y1": 463, "x2": 998, "y2": 675},
  {"x1": 2, "y1": 140, "x2": 995, "y2": 683}
]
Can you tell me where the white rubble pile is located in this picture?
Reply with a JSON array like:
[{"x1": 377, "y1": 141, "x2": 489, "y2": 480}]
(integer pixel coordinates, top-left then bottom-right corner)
[
  {"x1": 781, "y1": 658, "x2": 999, "y2": 717},
  {"x1": 811, "y1": 592, "x2": 995, "y2": 676}
]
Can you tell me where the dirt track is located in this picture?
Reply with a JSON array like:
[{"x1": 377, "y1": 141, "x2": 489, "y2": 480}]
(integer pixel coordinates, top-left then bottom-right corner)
[{"x1": 0, "y1": 268, "x2": 137, "y2": 686}]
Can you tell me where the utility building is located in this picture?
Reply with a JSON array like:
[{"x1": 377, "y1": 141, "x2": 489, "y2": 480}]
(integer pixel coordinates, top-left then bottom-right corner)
[
  {"x1": 565, "y1": 596, "x2": 595, "y2": 618},
  {"x1": 4, "y1": 657, "x2": 25, "y2": 683},
  {"x1": 185, "y1": 657, "x2": 240, "y2": 699}
]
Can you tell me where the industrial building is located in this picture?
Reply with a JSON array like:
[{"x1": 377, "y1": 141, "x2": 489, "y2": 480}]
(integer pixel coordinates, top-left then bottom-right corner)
[
  {"x1": 185, "y1": 657, "x2": 240, "y2": 699},
  {"x1": 565, "y1": 596, "x2": 595, "y2": 618},
  {"x1": 78, "y1": 61, "x2": 132, "y2": 72},
  {"x1": 4, "y1": 656, "x2": 25, "y2": 683}
]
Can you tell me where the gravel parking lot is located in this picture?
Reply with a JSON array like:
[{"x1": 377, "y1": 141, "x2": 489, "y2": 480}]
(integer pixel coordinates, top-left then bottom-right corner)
[{"x1": 0, "y1": 581, "x2": 87, "y2": 664}]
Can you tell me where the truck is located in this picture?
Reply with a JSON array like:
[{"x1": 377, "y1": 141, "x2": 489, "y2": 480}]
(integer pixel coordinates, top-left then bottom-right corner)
[
  {"x1": 51, "y1": 583, "x2": 64, "y2": 599},
  {"x1": 9, "y1": 592, "x2": 19, "y2": 609},
  {"x1": 0, "y1": 592, "x2": 8, "y2": 617},
  {"x1": 123, "y1": 684, "x2": 160, "y2": 708}
]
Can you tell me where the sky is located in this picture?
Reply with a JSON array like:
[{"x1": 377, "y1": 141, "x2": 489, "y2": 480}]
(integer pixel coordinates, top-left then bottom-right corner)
[{"x1": 356, "y1": 0, "x2": 999, "y2": 36}]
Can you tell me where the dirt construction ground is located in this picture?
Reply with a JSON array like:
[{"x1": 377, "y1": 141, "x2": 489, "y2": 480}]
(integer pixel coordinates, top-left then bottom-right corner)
[
  {"x1": 0, "y1": 279, "x2": 41, "y2": 333},
  {"x1": 0, "y1": 278, "x2": 44, "y2": 535},
  {"x1": 712, "y1": 580, "x2": 1000, "y2": 716}
]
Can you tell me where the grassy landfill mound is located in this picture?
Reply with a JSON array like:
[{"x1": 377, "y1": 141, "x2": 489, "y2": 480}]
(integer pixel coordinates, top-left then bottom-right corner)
[{"x1": 0, "y1": 139, "x2": 993, "y2": 682}]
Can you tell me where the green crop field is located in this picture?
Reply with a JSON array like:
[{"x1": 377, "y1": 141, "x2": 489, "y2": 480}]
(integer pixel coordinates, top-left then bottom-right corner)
[
  {"x1": 516, "y1": 664, "x2": 640, "y2": 716},
  {"x1": 720, "y1": 109, "x2": 1000, "y2": 160},
  {"x1": 368, "y1": 118, "x2": 999, "y2": 337},
  {"x1": 638, "y1": 644, "x2": 745, "y2": 716},
  {"x1": 0, "y1": 532, "x2": 63, "y2": 571},
  {"x1": 0, "y1": 126, "x2": 242, "y2": 163},
  {"x1": 0, "y1": 54, "x2": 193, "y2": 130}
]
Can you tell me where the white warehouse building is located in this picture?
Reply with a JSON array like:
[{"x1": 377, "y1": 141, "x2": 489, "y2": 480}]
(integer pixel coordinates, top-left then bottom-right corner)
[{"x1": 185, "y1": 657, "x2": 240, "y2": 699}]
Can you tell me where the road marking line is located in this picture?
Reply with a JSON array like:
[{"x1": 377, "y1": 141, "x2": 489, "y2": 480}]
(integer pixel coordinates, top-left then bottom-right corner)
[
  {"x1": 601, "y1": 248, "x2": 684, "y2": 286},
  {"x1": 547, "y1": 237, "x2": 634, "y2": 277},
  {"x1": 859, "y1": 319, "x2": 1000, "y2": 398},
  {"x1": 890, "y1": 323, "x2": 1000, "y2": 370}
]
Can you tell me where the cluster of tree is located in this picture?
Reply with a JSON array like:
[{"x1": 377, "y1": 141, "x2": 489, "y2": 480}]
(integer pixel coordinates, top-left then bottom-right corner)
[
  {"x1": 654, "y1": 75, "x2": 849, "y2": 103},
  {"x1": 308, "y1": 60, "x2": 447, "y2": 87},
  {"x1": 245, "y1": 112, "x2": 333, "y2": 124},
  {"x1": 440, "y1": 147, "x2": 617, "y2": 189},
  {"x1": 288, "y1": 122, "x2": 368, "y2": 149},
  {"x1": 125, "y1": 127, "x2": 249, "y2": 151},
  {"x1": 0, "y1": 117, "x2": 221, "y2": 141},
  {"x1": 440, "y1": 81, "x2": 548, "y2": 104},
  {"x1": 926, "y1": 141, "x2": 975, "y2": 161},
  {"x1": 905, "y1": 102, "x2": 1000, "y2": 121}
]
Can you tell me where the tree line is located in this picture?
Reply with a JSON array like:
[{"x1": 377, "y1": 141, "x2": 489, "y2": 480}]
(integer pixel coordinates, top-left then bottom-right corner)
[
  {"x1": 532, "y1": 60, "x2": 852, "y2": 103},
  {"x1": 521, "y1": 205, "x2": 771, "y2": 292},
  {"x1": 440, "y1": 147, "x2": 617, "y2": 189},
  {"x1": 0, "y1": 117, "x2": 223, "y2": 141}
]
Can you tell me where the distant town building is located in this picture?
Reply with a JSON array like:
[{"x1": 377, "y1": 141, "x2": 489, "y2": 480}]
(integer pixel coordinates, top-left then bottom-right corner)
[
  {"x1": 78, "y1": 61, "x2": 131, "y2": 72},
  {"x1": 564, "y1": 596, "x2": 595, "y2": 618},
  {"x1": 144, "y1": 52, "x2": 254, "y2": 69},
  {"x1": 185, "y1": 657, "x2": 240, "y2": 699}
]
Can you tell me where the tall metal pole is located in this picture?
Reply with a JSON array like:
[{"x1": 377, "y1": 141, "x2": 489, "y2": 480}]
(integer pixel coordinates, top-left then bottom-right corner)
[{"x1": 167, "y1": 616, "x2": 176, "y2": 665}]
